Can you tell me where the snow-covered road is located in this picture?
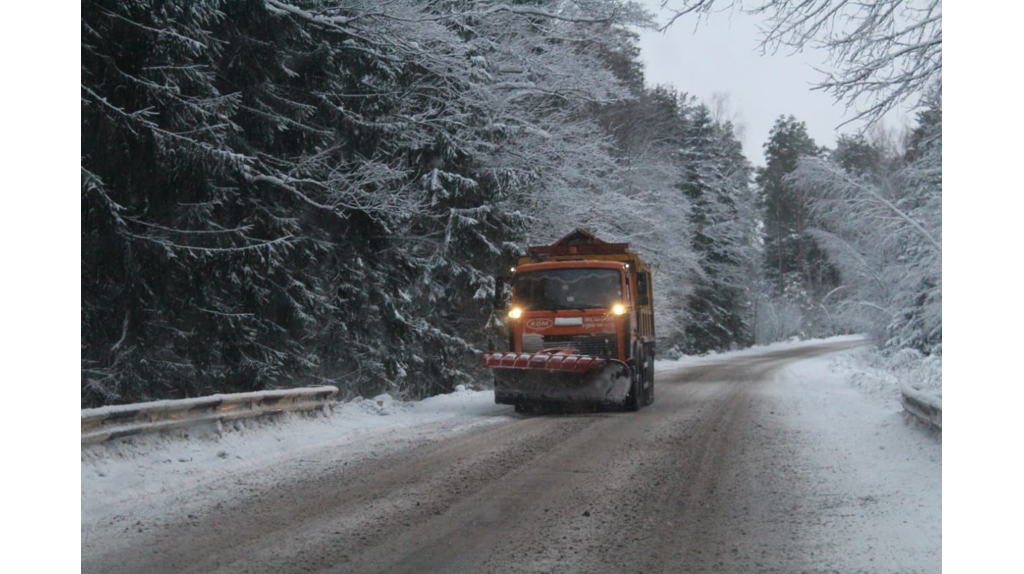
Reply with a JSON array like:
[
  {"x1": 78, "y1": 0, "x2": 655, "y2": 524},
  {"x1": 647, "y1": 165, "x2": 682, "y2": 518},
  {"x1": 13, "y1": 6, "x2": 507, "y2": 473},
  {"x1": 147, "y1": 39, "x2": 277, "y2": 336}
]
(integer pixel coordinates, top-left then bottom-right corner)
[{"x1": 81, "y1": 338, "x2": 940, "y2": 572}]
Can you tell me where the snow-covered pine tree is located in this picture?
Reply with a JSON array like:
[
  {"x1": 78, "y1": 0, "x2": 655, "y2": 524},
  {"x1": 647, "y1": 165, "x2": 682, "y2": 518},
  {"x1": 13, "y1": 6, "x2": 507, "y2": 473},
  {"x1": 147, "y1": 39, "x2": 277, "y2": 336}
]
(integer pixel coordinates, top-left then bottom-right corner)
[
  {"x1": 678, "y1": 104, "x2": 756, "y2": 353},
  {"x1": 755, "y1": 115, "x2": 838, "y2": 338}
]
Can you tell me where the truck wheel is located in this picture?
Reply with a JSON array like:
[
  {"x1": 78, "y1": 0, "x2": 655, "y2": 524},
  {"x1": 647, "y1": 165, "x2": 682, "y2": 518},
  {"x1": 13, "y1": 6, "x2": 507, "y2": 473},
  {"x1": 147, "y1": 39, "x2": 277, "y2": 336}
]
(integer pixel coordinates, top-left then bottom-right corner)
[{"x1": 624, "y1": 347, "x2": 642, "y2": 412}]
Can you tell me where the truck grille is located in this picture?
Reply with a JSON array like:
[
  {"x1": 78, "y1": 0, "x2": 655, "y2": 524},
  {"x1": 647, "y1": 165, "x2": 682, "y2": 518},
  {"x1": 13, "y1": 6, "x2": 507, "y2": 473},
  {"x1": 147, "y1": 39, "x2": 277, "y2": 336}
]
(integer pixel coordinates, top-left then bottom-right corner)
[{"x1": 522, "y1": 333, "x2": 617, "y2": 357}]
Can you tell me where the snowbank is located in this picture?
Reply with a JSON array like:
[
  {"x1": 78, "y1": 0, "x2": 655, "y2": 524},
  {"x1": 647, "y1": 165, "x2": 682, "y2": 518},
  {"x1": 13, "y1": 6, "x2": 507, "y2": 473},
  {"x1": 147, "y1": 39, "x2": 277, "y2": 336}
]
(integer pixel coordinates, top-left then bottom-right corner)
[
  {"x1": 82, "y1": 385, "x2": 510, "y2": 524},
  {"x1": 826, "y1": 346, "x2": 942, "y2": 409},
  {"x1": 655, "y1": 334, "x2": 869, "y2": 373}
]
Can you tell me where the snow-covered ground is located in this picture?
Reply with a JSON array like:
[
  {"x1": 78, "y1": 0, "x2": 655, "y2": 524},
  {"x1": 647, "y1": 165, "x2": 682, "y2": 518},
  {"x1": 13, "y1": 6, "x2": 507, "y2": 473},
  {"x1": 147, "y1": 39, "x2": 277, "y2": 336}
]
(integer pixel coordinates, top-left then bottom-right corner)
[
  {"x1": 83, "y1": 336, "x2": 939, "y2": 551},
  {"x1": 82, "y1": 336, "x2": 926, "y2": 520},
  {"x1": 82, "y1": 385, "x2": 510, "y2": 526},
  {"x1": 766, "y1": 352, "x2": 941, "y2": 570},
  {"x1": 85, "y1": 337, "x2": 863, "y2": 516},
  {"x1": 657, "y1": 334, "x2": 941, "y2": 570},
  {"x1": 82, "y1": 337, "x2": 940, "y2": 571}
]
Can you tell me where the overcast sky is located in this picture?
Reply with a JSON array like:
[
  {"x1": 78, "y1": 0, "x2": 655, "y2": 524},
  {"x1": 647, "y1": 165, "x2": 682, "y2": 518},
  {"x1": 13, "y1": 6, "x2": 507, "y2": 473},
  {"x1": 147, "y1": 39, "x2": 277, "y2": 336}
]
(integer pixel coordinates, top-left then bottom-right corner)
[{"x1": 635, "y1": 2, "x2": 914, "y2": 166}]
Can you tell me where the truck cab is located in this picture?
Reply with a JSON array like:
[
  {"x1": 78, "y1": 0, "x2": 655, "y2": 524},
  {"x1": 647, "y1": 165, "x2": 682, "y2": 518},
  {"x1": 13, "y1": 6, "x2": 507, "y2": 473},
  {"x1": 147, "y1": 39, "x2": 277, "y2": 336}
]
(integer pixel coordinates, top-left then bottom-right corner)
[{"x1": 509, "y1": 261, "x2": 635, "y2": 361}]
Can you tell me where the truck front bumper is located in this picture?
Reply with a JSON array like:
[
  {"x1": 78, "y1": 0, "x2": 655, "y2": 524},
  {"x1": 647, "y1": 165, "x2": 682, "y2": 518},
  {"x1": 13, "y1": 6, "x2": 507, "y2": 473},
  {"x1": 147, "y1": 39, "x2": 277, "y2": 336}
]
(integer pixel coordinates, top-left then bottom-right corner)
[{"x1": 482, "y1": 352, "x2": 632, "y2": 407}]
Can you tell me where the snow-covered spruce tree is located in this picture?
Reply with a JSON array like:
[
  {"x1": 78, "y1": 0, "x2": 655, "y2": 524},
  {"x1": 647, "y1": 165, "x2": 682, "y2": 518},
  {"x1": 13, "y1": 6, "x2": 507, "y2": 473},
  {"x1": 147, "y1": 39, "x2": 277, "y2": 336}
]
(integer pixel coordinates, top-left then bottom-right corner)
[
  {"x1": 678, "y1": 104, "x2": 756, "y2": 353},
  {"x1": 755, "y1": 115, "x2": 838, "y2": 339},
  {"x1": 81, "y1": 0, "x2": 651, "y2": 406},
  {"x1": 82, "y1": 0, "x2": 286, "y2": 404}
]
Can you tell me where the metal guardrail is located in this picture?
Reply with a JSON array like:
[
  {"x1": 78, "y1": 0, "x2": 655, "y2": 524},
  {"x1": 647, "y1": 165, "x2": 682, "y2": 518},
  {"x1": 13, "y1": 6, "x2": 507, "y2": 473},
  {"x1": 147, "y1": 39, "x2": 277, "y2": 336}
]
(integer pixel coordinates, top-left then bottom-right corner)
[
  {"x1": 900, "y1": 382, "x2": 941, "y2": 430},
  {"x1": 81, "y1": 386, "x2": 339, "y2": 444}
]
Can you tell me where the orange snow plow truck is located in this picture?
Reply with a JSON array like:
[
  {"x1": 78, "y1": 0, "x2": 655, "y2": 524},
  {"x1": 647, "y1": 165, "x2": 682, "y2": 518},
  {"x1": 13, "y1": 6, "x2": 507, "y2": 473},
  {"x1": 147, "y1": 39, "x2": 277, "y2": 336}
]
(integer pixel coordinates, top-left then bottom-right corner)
[{"x1": 482, "y1": 229, "x2": 655, "y2": 411}]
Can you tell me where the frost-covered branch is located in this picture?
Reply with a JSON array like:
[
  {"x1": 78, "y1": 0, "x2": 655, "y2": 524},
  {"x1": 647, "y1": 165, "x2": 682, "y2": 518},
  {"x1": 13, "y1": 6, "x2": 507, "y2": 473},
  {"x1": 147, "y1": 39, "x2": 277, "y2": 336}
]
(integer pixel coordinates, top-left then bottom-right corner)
[
  {"x1": 659, "y1": 0, "x2": 941, "y2": 125},
  {"x1": 793, "y1": 156, "x2": 940, "y2": 252}
]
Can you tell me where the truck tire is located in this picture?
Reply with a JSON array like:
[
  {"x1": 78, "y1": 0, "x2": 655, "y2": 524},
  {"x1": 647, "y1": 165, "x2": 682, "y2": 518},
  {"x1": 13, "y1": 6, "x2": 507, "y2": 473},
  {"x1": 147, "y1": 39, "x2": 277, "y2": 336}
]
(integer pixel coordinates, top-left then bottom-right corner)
[{"x1": 624, "y1": 345, "x2": 643, "y2": 412}]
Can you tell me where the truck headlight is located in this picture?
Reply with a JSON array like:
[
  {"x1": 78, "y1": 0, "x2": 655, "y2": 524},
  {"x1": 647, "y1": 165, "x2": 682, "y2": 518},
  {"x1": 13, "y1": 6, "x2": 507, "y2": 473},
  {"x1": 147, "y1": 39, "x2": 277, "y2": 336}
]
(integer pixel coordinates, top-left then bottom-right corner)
[
  {"x1": 508, "y1": 307, "x2": 523, "y2": 319},
  {"x1": 612, "y1": 303, "x2": 627, "y2": 315}
]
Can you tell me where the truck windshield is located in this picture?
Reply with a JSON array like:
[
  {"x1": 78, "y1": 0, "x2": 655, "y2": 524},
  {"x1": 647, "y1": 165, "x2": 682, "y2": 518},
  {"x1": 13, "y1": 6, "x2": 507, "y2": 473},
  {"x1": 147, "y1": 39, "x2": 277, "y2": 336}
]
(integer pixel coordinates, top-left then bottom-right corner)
[{"x1": 514, "y1": 268, "x2": 623, "y2": 311}]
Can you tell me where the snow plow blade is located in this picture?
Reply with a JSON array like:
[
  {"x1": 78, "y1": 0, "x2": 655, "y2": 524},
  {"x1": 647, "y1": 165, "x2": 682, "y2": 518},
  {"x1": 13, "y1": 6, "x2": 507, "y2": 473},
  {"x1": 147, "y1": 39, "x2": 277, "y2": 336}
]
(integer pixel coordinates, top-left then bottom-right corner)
[{"x1": 482, "y1": 351, "x2": 632, "y2": 407}]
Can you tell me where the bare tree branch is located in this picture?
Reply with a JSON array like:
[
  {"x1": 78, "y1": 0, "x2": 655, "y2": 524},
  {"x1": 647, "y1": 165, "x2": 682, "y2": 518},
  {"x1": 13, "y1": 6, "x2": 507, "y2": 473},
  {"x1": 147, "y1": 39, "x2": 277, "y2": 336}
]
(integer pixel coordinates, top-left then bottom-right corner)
[{"x1": 659, "y1": 0, "x2": 941, "y2": 125}]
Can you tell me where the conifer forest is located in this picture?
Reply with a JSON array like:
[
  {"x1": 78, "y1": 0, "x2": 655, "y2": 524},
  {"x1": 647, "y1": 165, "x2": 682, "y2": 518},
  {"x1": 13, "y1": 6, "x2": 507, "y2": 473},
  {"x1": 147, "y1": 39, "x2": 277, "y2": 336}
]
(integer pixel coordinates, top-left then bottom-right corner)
[{"x1": 81, "y1": 0, "x2": 941, "y2": 406}]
